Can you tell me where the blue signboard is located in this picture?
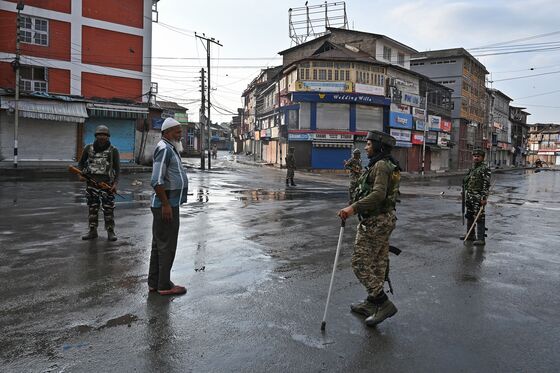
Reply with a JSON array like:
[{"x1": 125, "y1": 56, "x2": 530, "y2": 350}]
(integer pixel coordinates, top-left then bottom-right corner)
[
  {"x1": 291, "y1": 92, "x2": 390, "y2": 106},
  {"x1": 389, "y1": 112, "x2": 413, "y2": 130},
  {"x1": 288, "y1": 133, "x2": 311, "y2": 141},
  {"x1": 414, "y1": 118, "x2": 426, "y2": 131},
  {"x1": 152, "y1": 118, "x2": 164, "y2": 129}
]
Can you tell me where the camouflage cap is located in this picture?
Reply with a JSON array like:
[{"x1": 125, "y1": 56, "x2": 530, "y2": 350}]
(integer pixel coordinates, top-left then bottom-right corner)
[
  {"x1": 352, "y1": 148, "x2": 361, "y2": 154},
  {"x1": 472, "y1": 148, "x2": 485, "y2": 156},
  {"x1": 366, "y1": 130, "x2": 396, "y2": 147}
]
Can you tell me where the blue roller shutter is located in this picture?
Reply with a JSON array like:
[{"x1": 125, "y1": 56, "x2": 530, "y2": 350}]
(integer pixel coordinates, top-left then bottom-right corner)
[{"x1": 84, "y1": 118, "x2": 136, "y2": 163}]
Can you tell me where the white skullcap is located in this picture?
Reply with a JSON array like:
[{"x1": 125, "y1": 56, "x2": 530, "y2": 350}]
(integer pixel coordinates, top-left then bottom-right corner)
[{"x1": 161, "y1": 118, "x2": 181, "y2": 132}]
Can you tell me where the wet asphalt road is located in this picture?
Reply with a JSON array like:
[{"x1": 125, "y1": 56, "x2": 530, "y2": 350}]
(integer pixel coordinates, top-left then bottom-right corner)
[{"x1": 1, "y1": 155, "x2": 559, "y2": 372}]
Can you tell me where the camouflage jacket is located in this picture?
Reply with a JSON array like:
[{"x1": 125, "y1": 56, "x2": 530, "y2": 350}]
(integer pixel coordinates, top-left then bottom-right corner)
[
  {"x1": 344, "y1": 158, "x2": 363, "y2": 181},
  {"x1": 351, "y1": 158, "x2": 400, "y2": 217},
  {"x1": 463, "y1": 162, "x2": 491, "y2": 198},
  {"x1": 285, "y1": 154, "x2": 296, "y2": 170}
]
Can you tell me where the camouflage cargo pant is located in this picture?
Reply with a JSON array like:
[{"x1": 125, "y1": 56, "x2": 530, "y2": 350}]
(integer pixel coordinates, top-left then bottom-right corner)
[
  {"x1": 352, "y1": 211, "x2": 396, "y2": 297},
  {"x1": 348, "y1": 180, "x2": 358, "y2": 202},
  {"x1": 465, "y1": 192, "x2": 485, "y2": 222},
  {"x1": 286, "y1": 168, "x2": 295, "y2": 179},
  {"x1": 86, "y1": 185, "x2": 115, "y2": 230}
]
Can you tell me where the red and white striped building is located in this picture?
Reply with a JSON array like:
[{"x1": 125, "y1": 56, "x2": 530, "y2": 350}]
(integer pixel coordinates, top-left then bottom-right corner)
[
  {"x1": 0, "y1": 0, "x2": 156, "y2": 162},
  {"x1": 0, "y1": 0, "x2": 153, "y2": 100}
]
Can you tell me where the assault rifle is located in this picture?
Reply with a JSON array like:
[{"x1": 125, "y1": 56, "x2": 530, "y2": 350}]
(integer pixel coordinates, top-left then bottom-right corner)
[{"x1": 68, "y1": 166, "x2": 124, "y2": 198}]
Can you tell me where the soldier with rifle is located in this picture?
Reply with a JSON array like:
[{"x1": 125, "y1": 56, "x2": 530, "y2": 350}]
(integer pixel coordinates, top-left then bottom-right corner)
[
  {"x1": 344, "y1": 148, "x2": 363, "y2": 203},
  {"x1": 76, "y1": 125, "x2": 120, "y2": 241},
  {"x1": 461, "y1": 149, "x2": 491, "y2": 245}
]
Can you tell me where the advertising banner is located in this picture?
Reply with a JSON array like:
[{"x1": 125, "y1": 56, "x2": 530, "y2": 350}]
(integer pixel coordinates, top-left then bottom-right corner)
[
  {"x1": 426, "y1": 131, "x2": 438, "y2": 144},
  {"x1": 389, "y1": 128, "x2": 412, "y2": 142},
  {"x1": 288, "y1": 133, "x2": 311, "y2": 141},
  {"x1": 440, "y1": 118, "x2": 452, "y2": 132},
  {"x1": 437, "y1": 132, "x2": 451, "y2": 147},
  {"x1": 390, "y1": 103, "x2": 410, "y2": 114},
  {"x1": 428, "y1": 115, "x2": 441, "y2": 131},
  {"x1": 411, "y1": 132, "x2": 424, "y2": 145},
  {"x1": 414, "y1": 118, "x2": 426, "y2": 131},
  {"x1": 355, "y1": 83, "x2": 385, "y2": 96},
  {"x1": 402, "y1": 92, "x2": 421, "y2": 107},
  {"x1": 412, "y1": 107, "x2": 426, "y2": 119},
  {"x1": 389, "y1": 112, "x2": 413, "y2": 130},
  {"x1": 296, "y1": 81, "x2": 352, "y2": 93}
]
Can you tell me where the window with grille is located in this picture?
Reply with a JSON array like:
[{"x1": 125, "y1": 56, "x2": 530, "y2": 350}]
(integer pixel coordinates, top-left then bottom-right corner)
[
  {"x1": 20, "y1": 66, "x2": 48, "y2": 92},
  {"x1": 20, "y1": 15, "x2": 48, "y2": 46}
]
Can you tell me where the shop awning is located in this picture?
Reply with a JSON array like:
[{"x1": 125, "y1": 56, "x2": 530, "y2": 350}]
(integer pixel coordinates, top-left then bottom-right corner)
[
  {"x1": 312, "y1": 142, "x2": 353, "y2": 148},
  {"x1": 87, "y1": 103, "x2": 148, "y2": 119},
  {"x1": 1, "y1": 99, "x2": 88, "y2": 123}
]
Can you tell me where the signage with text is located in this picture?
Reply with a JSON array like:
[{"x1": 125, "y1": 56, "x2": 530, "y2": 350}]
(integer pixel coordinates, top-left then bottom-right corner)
[
  {"x1": 390, "y1": 103, "x2": 410, "y2": 114},
  {"x1": 428, "y1": 115, "x2": 441, "y2": 131},
  {"x1": 291, "y1": 92, "x2": 390, "y2": 106},
  {"x1": 411, "y1": 132, "x2": 424, "y2": 145},
  {"x1": 437, "y1": 132, "x2": 451, "y2": 147},
  {"x1": 426, "y1": 131, "x2": 438, "y2": 144},
  {"x1": 440, "y1": 118, "x2": 452, "y2": 132},
  {"x1": 414, "y1": 118, "x2": 426, "y2": 131},
  {"x1": 296, "y1": 81, "x2": 352, "y2": 93},
  {"x1": 402, "y1": 92, "x2": 421, "y2": 107},
  {"x1": 412, "y1": 107, "x2": 426, "y2": 119},
  {"x1": 389, "y1": 112, "x2": 413, "y2": 130},
  {"x1": 390, "y1": 128, "x2": 412, "y2": 142},
  {"x1": 355, "y1": 83, "x2": 385, "y2": 96}
]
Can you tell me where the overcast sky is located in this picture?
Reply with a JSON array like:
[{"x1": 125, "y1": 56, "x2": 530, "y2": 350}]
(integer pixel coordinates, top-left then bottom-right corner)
[{"x1": 151, "y1": 0, "x2": 560, "y2": 124}]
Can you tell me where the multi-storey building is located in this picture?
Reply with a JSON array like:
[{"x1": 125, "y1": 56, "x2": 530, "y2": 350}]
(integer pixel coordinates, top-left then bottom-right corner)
[
  {"x1": 527, "y1": 123, "x2": 560, "y2": 166},
  {"x1": 0, "y1": 0, "x2": 155, "y2": 162},
  {"x1": 509, "y1": 105, "x2": 530, "y2": 166},
  {"x1": 411, "y1": 48, "x2": 489, "y2": 170},
  {"x1": 485, "y1": 88, "x2": 513, "y2": 167}
]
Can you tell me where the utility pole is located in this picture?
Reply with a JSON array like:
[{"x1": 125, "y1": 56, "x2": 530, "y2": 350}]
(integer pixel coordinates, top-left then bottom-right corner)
[
  {"x1": 13, "y1": 1, "x2": 24, "y2": 168},
  {"x1": 421, "y1": 90, "x2": 430, "y2": 176},
  {"x1": 195, "y1": 32, "x2": 222, "y2": 170},
  {"x1": 199, "y1": 68, "x2": 205, "y2": 170}
]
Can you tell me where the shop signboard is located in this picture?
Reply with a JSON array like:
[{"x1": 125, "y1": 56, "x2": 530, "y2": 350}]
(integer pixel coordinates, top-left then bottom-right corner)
[
  {"x1": 295, "y1": 81, "x2": 352, "y2": 93},
  {"x1": 288, "y1": 133, "x2": 310, "y2": 141},
  {"x1": 412, "y1": 107, "x2": 426, "y2": 119},
  {"x1": 355, "y1": 83, "x2": 385, "y2": 96},
  {"x1": 440, "y1": 118, "x2": 452, "y2": 132},
  {"x1": 428, "y1": 115, "x2": 441, "y2": 131},
  {"x1": 411, "y1": 132, "x2": 424, "y2": 145},
  {"x1": 389, "y1": 112, "x2": 413, "y2": 130},
  {"x1": 395, "y1": 141, "x2": 412, "y2": 148},
  {"x1": 390, "y1": 128, "x2": 411, "y2": 142},
  {"x1": 390, "y1": 103, "x2": 410, "y2": 114},
  {"x1": 414, "y1": 118, "x2": 426, "y2": 131},
  {"x1": 437, "y1": 132, "x2": 451, "y2": 147},
  {"x1": 426, "y1": 131, "x2": 438, "y2": 144},
  {"x1": 402, "y1": 92, "x2": 421, "y2": 107}
]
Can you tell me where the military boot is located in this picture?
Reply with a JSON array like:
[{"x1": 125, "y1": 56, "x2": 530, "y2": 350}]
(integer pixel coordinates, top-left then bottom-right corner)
[
  {"x1": 350, "y1": 296, "x2": 377, "y2": 317},
  {"x1": 286, "y1": 179, "x2": 289, "y2": 186},
  {"x1": 473, "y1": 221, "x2": 486, "y2": 246},
  {"x1": 82, "y1": 228, "x2": 98, "y2": 240},
  {"x1": 290, "y1": 178, "x2": 296, "y2": 186},
  {"x1": 365, "y1": 292, "x2": 398, "y2": 327},
  {"x1": 107, "y1": 229, "x2": 117, "y2": 242},
  {"x1": 460, "y1": 218, "x2": 475, "y2": 241}
]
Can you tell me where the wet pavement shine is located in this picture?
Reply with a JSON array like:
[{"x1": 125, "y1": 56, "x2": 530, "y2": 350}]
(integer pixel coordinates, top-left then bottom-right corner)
[{"x1": 1, "y1": 156, "x2": 559, "y2": 372}]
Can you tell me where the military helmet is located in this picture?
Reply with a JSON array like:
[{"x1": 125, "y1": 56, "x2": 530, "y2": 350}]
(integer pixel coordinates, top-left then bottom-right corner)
[
  {"x1": 353, "y1": 148, "x2": 361, "y2": 155},
  {"x1": 472, "y1": 148, "x2": 485, "y2": 156},
  {"x1": 366, "y1": 130, "x2": 396, "y2": 147},
  {"x1": 95, "y1": 125, "x2": 110, "y2": 137}
]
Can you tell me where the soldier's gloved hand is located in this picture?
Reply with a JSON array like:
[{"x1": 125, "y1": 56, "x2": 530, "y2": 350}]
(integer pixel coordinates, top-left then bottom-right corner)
[
  {"x1": 79, "y1": 176, "x2": 86, "y2": 182},
  {"x1": 481, "y1": 199, "x2": 487, "y2": 206}
]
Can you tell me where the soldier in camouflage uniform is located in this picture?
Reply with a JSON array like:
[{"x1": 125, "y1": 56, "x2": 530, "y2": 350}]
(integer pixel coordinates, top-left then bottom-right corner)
[
  {"x1": 285, "y1": 147, "x2": 296, "y2": 186},
  {"x1": 461, "y1": 148, "x2": 491, "y2": 245},
  {"x1": 78, "y1": 125, "x2": 120, "y2": 241},
  {"x1": 344, "y1": 148, "x2": 363, "y2": 203},
  {"x1": 338, "y1": 130, "x2": 401, "y2": 327}
]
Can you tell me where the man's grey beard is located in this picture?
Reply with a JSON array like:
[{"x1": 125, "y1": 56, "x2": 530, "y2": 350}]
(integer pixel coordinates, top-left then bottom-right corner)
[{"x1": 171, "y1": 139, "x2": 183, "y2": 152}]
